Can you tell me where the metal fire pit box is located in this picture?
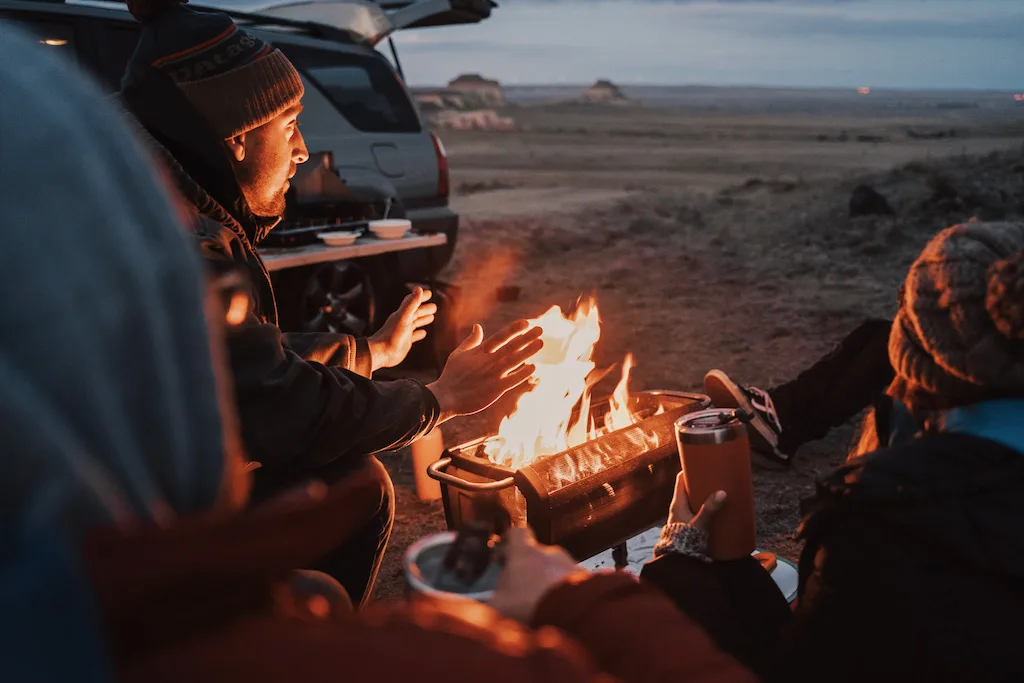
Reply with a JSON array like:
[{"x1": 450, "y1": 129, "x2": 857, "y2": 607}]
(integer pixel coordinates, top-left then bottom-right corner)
[{"x1": 428, "y1": 390, "x2": 710, "y2": 561}]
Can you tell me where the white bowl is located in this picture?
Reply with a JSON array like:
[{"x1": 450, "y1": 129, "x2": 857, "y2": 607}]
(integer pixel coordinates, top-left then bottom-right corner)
[
  {"x1": 368, "y1": 219, "x2": 412, "y2": 240},
  {"x1": 319, "y1": 231, "x2": 362, "y2": 247}
]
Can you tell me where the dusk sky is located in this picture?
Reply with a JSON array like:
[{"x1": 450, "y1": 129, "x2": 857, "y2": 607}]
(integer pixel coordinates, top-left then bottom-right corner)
[{"x1": 388, "y1": 0, "x2": 1024, "y2": 90}]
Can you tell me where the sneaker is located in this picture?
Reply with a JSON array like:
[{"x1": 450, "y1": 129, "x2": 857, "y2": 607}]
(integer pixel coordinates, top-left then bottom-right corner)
[{"x1": 703, "y1": 369, "x2": 791, "y2": 470}]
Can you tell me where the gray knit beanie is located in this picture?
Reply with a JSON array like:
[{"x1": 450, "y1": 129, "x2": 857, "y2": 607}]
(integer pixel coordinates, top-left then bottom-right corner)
[{"x1": 889, "y1": 221, "x2": 1024, "y2": 412}]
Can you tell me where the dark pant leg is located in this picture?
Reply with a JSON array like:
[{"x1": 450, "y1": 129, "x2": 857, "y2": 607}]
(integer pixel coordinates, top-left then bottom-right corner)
[
  {"x1": 771, "y1": 319, "x2": 894, "y2": 455},
  {"x1": 249, "y1": 456, "x2": 395, "y2": 608},
  {"x1": 641, "y1": 554, "x2": 791, "y2": 680}
]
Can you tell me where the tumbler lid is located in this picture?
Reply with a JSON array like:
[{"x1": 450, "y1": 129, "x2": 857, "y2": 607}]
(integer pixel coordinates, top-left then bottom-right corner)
[{"x1": 675, "y1": 408, "x2": 748, "y2": 446}]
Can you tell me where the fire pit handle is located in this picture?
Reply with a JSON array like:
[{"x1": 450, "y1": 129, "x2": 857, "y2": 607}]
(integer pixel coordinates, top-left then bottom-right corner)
[{"x1": 427, "y1": 458, "x2": 516, "y2": 492}]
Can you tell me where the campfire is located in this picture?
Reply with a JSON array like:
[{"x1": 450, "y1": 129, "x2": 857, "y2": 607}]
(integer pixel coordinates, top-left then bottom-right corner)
[
  {"x1": 483, "y1": 296, "x2": 659, "y2": 483},
  {"x1": 428, "y1": 294, "x2": 710, "y2": 560}
]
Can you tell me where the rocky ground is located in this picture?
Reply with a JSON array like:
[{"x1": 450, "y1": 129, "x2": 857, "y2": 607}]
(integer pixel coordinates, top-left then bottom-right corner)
[{"x1": 371, "y1": 131, "x2": 1024, "y2": 601}]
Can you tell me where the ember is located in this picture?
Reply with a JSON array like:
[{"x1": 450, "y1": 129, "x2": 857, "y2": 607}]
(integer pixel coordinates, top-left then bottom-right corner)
[{"x1": 483, "y1": 296, "x2": 656, "y2": 476}]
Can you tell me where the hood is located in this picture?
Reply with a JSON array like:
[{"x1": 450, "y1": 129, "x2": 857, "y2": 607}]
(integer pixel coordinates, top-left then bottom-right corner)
[
  {"x1": 804, "y1": 431, "x2": 1024, "y2": 581},
  {"x1": 0, "y1": 25, "x2": 230, "y2": 540},
  {"x1": 121, "y1": 58, "x2": 278, "y2": 245}
]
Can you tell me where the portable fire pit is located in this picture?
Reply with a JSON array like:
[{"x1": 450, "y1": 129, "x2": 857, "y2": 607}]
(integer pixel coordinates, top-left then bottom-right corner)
[{"x1": 428, "y1": 390, "x2": 710, "y2": 561}]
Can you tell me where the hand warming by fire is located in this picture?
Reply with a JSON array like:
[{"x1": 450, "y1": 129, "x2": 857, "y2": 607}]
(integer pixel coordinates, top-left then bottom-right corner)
[{"x1": 483, "y1": 296, "x2": 654, "y2": 472}]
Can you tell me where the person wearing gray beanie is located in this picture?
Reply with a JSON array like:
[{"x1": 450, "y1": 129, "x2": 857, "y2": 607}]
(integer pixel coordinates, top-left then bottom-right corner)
[
  {"x1": 0, "y1": 21, "x2": 246, "y2": 548},
  {"x1": 700, "y1": 221, "x2": 1024, "y2": 470},
  {"x1": 638, "y1": 222, "x2": 1024, "y2": 682},
  {"x1": 0, "y1": 21, "x2": 246, "y2": 679},
  {"x1": 783, "y1": 222, "x2": 1024, "y2": 681}
]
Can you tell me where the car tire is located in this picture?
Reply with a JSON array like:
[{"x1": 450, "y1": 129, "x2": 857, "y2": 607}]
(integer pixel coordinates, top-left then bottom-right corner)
[{"x1": 274, "y1": 260, "x2": 377, "y2": 336}]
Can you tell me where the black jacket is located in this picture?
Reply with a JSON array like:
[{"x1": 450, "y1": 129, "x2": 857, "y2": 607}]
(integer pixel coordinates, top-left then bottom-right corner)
[
  {"x1": 640, "y1": 553, "x2": 790, "y2": 678},
  {"x1": 642, "y1": 431, "x2": 1024, "y2": 682},
  {"x1": 788, "y1": 431, "x2": 1024, "y2": 682},
  {"x1": 120, "y1": 64, "x2": 438, "y2": 473}
]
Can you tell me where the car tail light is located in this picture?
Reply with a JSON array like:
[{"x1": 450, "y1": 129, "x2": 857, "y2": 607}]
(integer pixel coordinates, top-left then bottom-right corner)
[{"x1": 431, "y1": 132, "x2": 450, "y2": 199}]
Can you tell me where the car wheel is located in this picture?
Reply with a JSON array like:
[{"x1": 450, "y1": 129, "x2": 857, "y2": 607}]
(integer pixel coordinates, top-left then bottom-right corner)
[{"x1": 299, "y1": 261, "x2": 375, "y2": 336}]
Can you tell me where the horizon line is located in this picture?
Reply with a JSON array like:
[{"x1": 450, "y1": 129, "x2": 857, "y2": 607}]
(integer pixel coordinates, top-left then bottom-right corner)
[{"x1": 409, "y1": 81, "x2": 1024, "y2": 96}]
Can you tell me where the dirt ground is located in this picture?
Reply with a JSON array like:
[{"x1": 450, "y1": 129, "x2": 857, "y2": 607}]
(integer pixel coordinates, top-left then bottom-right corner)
[{"x1": 372, "y1": 101, "x2": 1024, "y2": 601}]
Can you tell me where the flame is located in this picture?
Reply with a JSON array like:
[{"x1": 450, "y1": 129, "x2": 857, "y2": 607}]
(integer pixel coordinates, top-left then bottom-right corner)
[
  {"x1": 605, "y1": 353, "x2": 634, "y2": 434},
  {"x1": 483, "y1": 296, "x2": 646, "y2": 473}
]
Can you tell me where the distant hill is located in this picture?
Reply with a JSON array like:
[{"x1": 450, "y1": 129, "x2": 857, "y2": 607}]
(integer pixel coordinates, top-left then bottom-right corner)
[
  {"x1": 584, "y1": 79, "x2": 628, "y2": 104},
  {"x1": 498, "y1": 84, "x2": 1023, "y2": 114}
]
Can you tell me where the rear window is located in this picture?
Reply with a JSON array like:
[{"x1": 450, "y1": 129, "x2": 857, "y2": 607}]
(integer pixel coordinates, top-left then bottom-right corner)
[
  {"x1": 282, "y1": 45, "x2": 421, "y2": 134},
  {"x1": 1, "y1": 15, "x2": 77, "y2": 54}
]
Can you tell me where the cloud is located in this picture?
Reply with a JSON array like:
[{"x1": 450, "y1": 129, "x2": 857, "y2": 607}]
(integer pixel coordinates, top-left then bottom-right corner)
[
  {"x1": 389, "y1": 0, "x2": 1024, "y2": 89},
  {"x1": 715, "y1": 11, "x2": 1024, "y2": 42}
]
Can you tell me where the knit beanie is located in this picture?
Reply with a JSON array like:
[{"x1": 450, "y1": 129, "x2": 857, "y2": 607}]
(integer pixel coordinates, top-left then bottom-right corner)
[
  {"x1": 889, "y1": 221, "x2": 1024, "y2": 412},
  {"x1": 124, "y1": 0, "x2": 304, "y2": 139}
]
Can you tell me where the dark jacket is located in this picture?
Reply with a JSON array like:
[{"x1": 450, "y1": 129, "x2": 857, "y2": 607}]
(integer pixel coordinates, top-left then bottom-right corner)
[
  {"x1": 641, "y1": 554, "x2": 790, "y2": 679},
  {"x1": 642, "y1": 429, "x2": 1024, "y2": 682},
  {"x1": 120, "y1": 64, "x2": 438, "y2": 472},
  {"x1": 83, "y1": 468, "x2": 757, "y2": 683},
  {"x1": 788, "y1": 431, "x2": 1024, "y2": 682}
]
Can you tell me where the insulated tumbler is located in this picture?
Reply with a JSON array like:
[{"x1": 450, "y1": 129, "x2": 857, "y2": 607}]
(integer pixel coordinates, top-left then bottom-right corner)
[{"x1": 674, "y1": 409, "x2": 758, "y2": 561}]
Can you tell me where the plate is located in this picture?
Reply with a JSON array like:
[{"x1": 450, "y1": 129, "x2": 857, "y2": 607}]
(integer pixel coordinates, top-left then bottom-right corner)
[
  {"x1": 319, "y1": 230, "x2": 362, "y2": 247},
  {"x1": 579, "y1": 526, "x2": 799, "y2": 603},
  {"x1": 368, "y1": 219, "x2": 411, "y2": 240}
]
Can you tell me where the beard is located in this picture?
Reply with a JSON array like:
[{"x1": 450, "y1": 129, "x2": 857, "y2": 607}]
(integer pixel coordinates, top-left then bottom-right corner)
[
  {"x1": 232, "y1": 156, "x2": 290, "y2": 219},
  {"x1": 240, "y1": 164, "x2": 288, "y2": 217},
  {"x1": 253, "y1": 185, "x2": 288, "y2": 218}
]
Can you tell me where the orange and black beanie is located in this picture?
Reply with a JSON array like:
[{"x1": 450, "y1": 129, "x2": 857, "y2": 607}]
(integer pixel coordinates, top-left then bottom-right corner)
[{"x1": 123, "y1": 0, "x2": 303, "y2": 139}]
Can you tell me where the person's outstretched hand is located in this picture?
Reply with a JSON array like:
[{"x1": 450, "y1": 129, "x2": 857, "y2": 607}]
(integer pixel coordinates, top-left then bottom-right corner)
[
  {"x1": 367, "y1": 287, "x2": 437, "y2": 371},
  {"x1": 427, "y1": 320, "x2": 543, "y2": 423},
  {"x1": 667, "y1": 472, "x2": 726, "y2": 532},
  {"x1": 490, "y1": 527, "x2": 587, "y2": 623}
]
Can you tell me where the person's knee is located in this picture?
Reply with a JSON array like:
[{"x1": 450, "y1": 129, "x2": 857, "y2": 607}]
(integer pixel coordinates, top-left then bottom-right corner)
[
  {"x1": 288, "y1": 569, "x2": 354, "y2": 618},
  {"x1": 356, "y1": 456, "x2": 395, "y2": 529}
]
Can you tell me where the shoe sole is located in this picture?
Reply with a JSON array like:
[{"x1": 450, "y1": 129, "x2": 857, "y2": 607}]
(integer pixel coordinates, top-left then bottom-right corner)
[{"x1": 703, "y1": 370, "x2": 790, "y2": 471}]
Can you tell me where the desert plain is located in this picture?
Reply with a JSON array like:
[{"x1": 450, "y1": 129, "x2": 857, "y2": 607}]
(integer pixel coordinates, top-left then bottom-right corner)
[{"x1": 374, "y1": 85, "x2": 1024, "y2": 599}]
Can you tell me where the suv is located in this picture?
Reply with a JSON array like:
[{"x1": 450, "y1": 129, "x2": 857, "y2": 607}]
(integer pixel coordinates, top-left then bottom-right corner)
[{"x1": 0, "y1": 0, "x2": 492, "y2": 362}]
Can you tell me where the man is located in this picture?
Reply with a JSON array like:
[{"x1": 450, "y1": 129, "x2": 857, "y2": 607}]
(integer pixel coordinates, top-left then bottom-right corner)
[{"x1": 119, "y1": 0, "x2": 543, "y2": 605}]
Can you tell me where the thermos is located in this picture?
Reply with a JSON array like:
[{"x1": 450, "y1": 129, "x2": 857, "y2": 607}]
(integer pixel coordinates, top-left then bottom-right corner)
[{"x1": 674, "y1": 409, "x2": 758, "y2": 561}]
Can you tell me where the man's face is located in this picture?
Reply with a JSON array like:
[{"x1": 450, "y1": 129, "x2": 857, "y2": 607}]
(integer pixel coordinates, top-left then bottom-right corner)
[{"x1": 227, "y1": 103, "x2": 309, "y2": 217}]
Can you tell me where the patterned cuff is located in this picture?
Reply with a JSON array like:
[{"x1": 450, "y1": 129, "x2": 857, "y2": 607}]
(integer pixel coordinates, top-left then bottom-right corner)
[
  {"x1": 353, "y1": 336, "x2": 373, "y2": 378},
  {"x1": 653, "y1": 523, "x2": 710, "y2": 562}
]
